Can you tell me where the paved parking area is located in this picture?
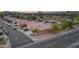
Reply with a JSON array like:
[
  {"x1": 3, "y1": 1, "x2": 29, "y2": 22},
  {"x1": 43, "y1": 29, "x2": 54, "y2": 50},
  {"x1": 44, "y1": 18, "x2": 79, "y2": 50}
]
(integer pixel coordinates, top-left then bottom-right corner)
[{"x1": 0, "y1": 21, "x2": 33, "y2": 48}]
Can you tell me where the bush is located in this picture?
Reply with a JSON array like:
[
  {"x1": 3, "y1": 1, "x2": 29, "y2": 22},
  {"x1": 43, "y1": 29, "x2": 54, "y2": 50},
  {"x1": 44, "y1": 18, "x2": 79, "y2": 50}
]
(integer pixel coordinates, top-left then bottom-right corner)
[
  {"x1": 75, "y1": 16, "x2": 79, "y2": 21},
  {"x1": 0, "y1": 37, "x2": 5, "y2": 44},
  {"x1": 50, "y1": 23, "x2": 59, "y2": 33},
  {"x1": 31, "y1": 16, "x2": 37, "y2": 20},
  {"x1": 32, "y1": 28, "x2": 39, "y2": 33}
]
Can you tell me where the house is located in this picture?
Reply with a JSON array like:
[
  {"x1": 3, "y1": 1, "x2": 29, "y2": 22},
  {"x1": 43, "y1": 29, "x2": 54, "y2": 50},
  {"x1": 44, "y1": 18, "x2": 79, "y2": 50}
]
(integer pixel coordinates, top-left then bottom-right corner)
[{"x1": 4, "y1": 16, "x2": 51, "y2": 35}]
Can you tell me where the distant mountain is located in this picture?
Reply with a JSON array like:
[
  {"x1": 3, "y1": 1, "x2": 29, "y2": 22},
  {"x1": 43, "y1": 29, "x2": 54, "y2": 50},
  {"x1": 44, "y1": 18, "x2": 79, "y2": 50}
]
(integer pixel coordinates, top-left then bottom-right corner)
[{"x1": 2, "y1": 11, "x2": 79, "y2": 16}]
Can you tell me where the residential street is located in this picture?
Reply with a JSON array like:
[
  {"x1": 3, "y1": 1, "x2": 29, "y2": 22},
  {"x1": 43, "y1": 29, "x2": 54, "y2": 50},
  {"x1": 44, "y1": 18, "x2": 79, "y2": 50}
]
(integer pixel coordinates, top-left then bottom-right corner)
[
  {"x1": 1, "y1": 20, "x2": 79, "y2": 48},
  {"x1": 25, "y1": 28, "x2": 79, "y2": 48},
  {"x1": 0, "y1": 22, "x2": 79, "y2": 48},
  {"x1": 0, "y1": 21, "x2": 33, "y2": 48}
]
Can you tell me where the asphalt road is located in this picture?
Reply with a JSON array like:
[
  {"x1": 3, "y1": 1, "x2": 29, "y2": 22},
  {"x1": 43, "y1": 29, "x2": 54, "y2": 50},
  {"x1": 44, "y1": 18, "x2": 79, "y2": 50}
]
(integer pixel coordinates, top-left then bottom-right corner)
[
  {"x1": 0, "y1": 21, "x2": 33, "y2": 48},
  {"x1": 25, "y1": 28, "x2": 79, "y2": 48},
  {"x1": 1, "y1": 21, "x2": 79, "y2": 48}
]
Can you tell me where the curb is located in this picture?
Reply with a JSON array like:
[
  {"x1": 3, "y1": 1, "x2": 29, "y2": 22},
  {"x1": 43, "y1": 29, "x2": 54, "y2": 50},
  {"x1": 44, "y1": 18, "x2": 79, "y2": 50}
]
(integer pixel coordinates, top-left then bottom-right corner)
[
  {"x1": 18, "y1": 28, "x2": 79, "y2": 48},
  {"x1": 4, "y1": 34, "x2": 12, "y2": 48},
  {"x1": 17, "y1": 29, "x2": 38, "y2": 42}
]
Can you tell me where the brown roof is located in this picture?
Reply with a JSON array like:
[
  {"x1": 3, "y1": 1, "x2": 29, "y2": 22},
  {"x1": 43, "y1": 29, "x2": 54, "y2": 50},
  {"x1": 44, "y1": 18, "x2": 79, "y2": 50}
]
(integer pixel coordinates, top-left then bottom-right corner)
[{"x1": 6, "y1": 16, "x2": 50, "y2": 30}]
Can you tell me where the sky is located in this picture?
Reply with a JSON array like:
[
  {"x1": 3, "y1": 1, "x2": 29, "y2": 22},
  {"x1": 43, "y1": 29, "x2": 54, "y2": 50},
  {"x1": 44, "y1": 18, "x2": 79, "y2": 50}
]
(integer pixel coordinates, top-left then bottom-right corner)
[{"x1": 0, "y1": 0, "x2": 79, "y2": 11}]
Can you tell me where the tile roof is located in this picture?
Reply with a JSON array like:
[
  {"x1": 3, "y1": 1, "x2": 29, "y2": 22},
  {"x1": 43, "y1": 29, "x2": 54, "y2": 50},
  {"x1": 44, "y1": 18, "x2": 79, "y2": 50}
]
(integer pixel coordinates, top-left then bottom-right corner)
[{"x1": 5, "y1": 16, "x2": 50, "y2": 30}]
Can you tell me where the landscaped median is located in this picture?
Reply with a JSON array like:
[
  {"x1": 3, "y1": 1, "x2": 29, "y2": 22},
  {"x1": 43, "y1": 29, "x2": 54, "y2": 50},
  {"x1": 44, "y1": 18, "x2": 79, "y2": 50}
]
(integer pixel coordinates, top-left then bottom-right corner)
[
  {"x1": 0, "y1": 37, "x2": 6, "y2": 48},
  {"x1": 0, "y1": 36, "x2": 11, "y2": 48},
  {"x1": 0, "y1": 29, "x2": 11, "y2": 48}
]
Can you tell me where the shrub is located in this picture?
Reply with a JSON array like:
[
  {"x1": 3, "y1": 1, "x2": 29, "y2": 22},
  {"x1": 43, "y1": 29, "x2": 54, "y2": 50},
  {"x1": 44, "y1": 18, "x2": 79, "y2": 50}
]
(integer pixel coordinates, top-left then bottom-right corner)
[
  {"x1": 75, "y1": 16, "x2": 79, "y2": 21},
  {"x1": 61, "y1": 20, "x2": 73, "y2": 29},
  {"x1": 50, "y1": 23, "x2": 59, "y2": 33},
  {"x1": 0, "y1": 37, "x2": 5, "y2": 44},
  {"x1": 32, "y1": 28, "x2": 39, "y2": 33}
]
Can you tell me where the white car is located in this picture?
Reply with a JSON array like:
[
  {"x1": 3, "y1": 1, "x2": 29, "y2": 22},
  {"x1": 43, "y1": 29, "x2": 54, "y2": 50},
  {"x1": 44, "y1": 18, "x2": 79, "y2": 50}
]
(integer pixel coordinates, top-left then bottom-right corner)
[{"x1": 7, "y1": 23, "x2": 10, "y2": 26}]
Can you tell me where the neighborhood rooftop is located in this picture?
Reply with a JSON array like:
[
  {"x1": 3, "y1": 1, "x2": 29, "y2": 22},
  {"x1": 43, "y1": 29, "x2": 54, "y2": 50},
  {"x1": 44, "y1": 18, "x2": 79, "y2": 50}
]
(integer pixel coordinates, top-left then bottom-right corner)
[{"x1": 5, "y1": 16, "x2": 50, "y2": 30}]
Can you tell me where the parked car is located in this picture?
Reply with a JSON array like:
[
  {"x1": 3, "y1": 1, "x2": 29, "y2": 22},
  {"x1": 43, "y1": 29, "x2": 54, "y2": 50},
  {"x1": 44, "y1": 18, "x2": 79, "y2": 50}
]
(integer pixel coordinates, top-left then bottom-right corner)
[
  {"x1": 0, "y1": 30, "x2": 3, "y2": 36},
  {"x1": 7, "y1": 24, "x2": 10, "y2": 26},
  {"x1": 23, "y1": 28, "x2": 29, "y2": 31},
  {"x1": 0, "y1": 25, "x2": 3, "y2": 28},
  {"x1": 13, "y1": 27, "x2": 17, "y2": 30},
  {"x1": 2, "y1": 28, "x2": 9, "y2": 34}
]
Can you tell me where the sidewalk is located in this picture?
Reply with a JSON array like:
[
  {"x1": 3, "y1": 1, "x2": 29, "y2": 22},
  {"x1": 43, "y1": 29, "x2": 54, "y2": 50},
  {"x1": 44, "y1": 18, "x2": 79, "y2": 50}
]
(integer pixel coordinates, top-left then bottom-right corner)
[
  {"x1": 17, "y1": 29, "x2": 39, "y2": 42},
  {"x1": 19, "y1": 28, "x2": 79, "y2": 48},
  {"x1": 17, "y1": 28, "x2": 79, "y2": 43}
]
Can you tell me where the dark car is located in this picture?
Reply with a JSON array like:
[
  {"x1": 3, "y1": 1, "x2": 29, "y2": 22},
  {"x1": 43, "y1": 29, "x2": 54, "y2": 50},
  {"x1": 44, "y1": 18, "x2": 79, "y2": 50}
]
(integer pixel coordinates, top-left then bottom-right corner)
[
  {"x1": 13, "y1": 27, "x2": 17, "y2": 30},
  {"x1": 0, "y1": 25, "x2": 3, "y2": 28},
  {"x1": 2, "y1": 28, "x2": 9, "y2": 34},
  {"x1": 0, "y1": 30, "x2": 3, "y2": 35},
  {"x1": 23, "y1": 28, "x2": 29, "y2": 31}
]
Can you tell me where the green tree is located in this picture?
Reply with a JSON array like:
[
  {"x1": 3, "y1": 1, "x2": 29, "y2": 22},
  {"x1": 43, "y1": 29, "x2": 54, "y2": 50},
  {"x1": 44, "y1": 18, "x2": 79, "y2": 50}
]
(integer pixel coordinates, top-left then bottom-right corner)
[
  {"x1": 23, "y1": 16, "x2": 27, "y2": 19},
  {"x1": 31, "y1": 16, "x2": 37, "y2": 20},
  {"x1": 74, "y1": 15, "x2": 79, "y2": 25},
  {"x1": 0, "y1": 12, "x2": 4, "y2": 19},
  {"x1": 75, "y1": 15, "x2": 79, "y2": 21},
  {"x1": 61, "y1": 20, "x2": 73, "y2": 29}
]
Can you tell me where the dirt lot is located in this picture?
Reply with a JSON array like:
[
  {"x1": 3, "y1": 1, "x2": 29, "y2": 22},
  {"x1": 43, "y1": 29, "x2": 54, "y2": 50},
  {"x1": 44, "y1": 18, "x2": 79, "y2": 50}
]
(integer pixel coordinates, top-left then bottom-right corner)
[{"x1": 32, "y1": 29, "x2": 73, "y2": 42}]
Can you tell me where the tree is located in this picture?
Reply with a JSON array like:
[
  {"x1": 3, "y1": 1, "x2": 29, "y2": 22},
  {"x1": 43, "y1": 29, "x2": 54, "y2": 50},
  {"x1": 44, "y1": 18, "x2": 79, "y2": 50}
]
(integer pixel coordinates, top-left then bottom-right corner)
[
  {"x1": 31, "y1": 16, "x2": 37, "y2": 20},
  {"x1": 61, "y1": 20, "x2": 73, "y2": 30},
  {"x1": 75, "y1": 15, "x2": 79, "y2": 21},
  {"x1": 23, "y1": 16, "x2": 27, "y2": 19},
  {"x1": 73, "y1": 15, "x2": 79, "y2": 28},
  {"x1": 0, "y1": 12, "x2": 4, "y2": 19},
  {"x1": 74, "y1": 15, "x2": 79, "y2": 25},
  {"x1": 50, "y1": 23, "x2": 59, "y2": 33}
]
